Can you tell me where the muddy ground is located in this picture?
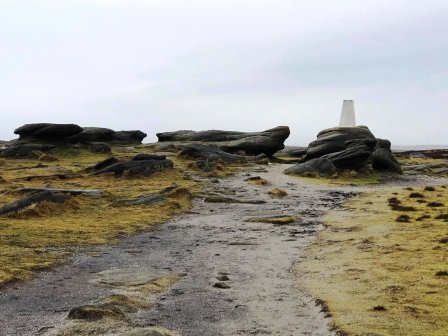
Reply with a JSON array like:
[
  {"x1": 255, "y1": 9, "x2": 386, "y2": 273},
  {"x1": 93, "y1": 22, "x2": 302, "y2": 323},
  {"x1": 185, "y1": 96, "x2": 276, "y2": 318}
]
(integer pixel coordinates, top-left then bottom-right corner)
[{"x1": 0, "y1": 164, "x2": 439, "y2": 336}]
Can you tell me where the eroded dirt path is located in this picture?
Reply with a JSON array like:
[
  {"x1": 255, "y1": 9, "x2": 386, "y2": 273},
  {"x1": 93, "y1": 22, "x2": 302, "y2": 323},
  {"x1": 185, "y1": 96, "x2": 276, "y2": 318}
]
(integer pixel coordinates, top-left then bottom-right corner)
[{"x1": 0, "y1": 164, "x2": 356, "y2": 336}]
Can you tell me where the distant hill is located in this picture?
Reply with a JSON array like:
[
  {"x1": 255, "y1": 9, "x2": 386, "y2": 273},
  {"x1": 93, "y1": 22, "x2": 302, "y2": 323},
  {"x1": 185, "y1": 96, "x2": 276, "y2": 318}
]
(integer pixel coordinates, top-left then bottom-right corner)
[{"x1": 392, "y1": 145, "x2": 448, "y2": 151}]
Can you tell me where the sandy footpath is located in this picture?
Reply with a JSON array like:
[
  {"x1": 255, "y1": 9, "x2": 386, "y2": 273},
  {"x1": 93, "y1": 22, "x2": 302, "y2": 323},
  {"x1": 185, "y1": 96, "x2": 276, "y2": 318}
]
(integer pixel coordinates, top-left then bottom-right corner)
[{"x1": 0, "y1": 164, "x2": 366, "y2": 336}]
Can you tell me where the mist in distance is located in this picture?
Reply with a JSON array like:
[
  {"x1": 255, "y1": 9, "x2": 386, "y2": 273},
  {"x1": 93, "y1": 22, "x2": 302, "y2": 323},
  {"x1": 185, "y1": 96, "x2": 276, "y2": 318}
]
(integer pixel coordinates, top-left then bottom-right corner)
[{"x1": 0, "y1": 0, "x2": 447, "y2": 146}]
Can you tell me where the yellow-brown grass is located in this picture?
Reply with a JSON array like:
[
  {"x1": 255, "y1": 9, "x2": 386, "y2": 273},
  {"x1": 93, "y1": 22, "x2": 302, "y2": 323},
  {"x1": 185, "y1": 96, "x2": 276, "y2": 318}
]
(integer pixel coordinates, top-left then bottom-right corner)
[
  {"x1": 0, "y1": 147, "x2": 199, "y2": 285},
  {"x1": 295, "y1": 185, "x2": 448, "y2": 335},
  {"x1": 269, "y1": 188, "x2": 288, "y2": 198}
]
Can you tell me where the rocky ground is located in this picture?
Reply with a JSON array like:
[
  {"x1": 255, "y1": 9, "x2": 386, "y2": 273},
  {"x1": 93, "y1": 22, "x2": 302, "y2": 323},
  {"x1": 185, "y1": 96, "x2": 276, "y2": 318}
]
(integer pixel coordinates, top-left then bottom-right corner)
[
  {"x1": 0, "y1": 163, "x2": 360, "y2": 336},
  {"x1": 0, "y1": 123, "x2": 446, "y2": 336}
]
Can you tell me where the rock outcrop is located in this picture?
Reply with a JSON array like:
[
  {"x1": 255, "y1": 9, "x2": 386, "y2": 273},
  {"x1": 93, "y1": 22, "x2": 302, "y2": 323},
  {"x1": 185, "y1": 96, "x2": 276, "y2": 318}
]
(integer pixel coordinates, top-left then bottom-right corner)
[
  {"x1": 371, "y1": 149, "x2": 402, "y2": 173},
  {"x1": 15, "y1": 124, "x2": 147, "y2": 145},
  {"x1": 304, "y1": 126, "x2": 376, "y2": 160},
  {"x1": 1, "y1": 123, "x2": 147, "y2": 158},
  {"x1": 157, "y1": 126, "x2": 290, "y2": 156},
  {"x1": 302, "y1": 126, "x2": 401, "y2": 173},
  {"x1": 91, "y1": 155, "x2": 173, "y2": 177},
  {"x1": 321, "y1": 139, "x2": 377, "y2": 170},
  {"x1": 179, "y1": 144, "x2": 245, "y2": 163},
  {"x1": 284, "y1": 158, "x2": 336, "y2": 177}
]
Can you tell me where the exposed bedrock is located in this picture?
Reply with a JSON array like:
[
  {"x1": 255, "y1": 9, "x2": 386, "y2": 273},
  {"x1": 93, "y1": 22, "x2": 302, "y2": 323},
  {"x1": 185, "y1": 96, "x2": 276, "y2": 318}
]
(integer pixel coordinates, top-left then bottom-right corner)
[
  {"x1": 302, "y1": 126, "x2": 400, "y2": 172},
  {"x1": 156, "y1": 126, "x2": 290, "y2": 156},
  {"x1": 91, "y1": 158, "x2": 174, "y2": 177},
  {"x1": 14, "y1": 124, "x2": 147, "y2": 145},
  {"x1": 284, "y1": 158, "x2": 336, "y2": 177},
  {"x1": 371, "y1": 148, "x2": 403, "y2": 173},
  {"x1": 179, "y1": 144, "x2": 245, "y2": 164},
  {"x1": 321, "y1": 139, "x2": 377, "y2": 170},
  {"x1": 14, "y1": 123, "x2": 83, "y2": 140},
  {"x1": 1, "y1": 123, "x2": 147, "y2": 158},
  {"x1": 304, "y1": 126, "x2": 376, "y2": 160}
]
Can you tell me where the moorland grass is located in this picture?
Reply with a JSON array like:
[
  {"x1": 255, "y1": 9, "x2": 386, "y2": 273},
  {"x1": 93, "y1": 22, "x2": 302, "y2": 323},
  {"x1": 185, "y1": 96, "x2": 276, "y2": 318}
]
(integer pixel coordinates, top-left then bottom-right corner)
[
  {"x1": 295, "y1": 185, "x2": 448, "y2": 335},
  {"x1": 0, "y1": 146, "x2": 199, "y2": 285}
]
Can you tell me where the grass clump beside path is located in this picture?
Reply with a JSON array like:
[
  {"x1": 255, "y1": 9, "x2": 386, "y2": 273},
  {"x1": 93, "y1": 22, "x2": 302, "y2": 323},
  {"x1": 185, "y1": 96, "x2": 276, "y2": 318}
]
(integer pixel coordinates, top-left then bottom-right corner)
[
  {"x1": 295, "y1": 185, "x2": 448, "y2": 336},
  {"x1": 0, "y1": 146, "x2": 199, "y2": 286}
]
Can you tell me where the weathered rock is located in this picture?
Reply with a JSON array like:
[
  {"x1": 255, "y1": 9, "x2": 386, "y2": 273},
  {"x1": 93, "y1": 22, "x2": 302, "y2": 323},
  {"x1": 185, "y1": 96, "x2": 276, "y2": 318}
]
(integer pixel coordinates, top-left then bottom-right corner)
[
  {"x1": 276, "y1": 146, "x2": 308, "y2": 157},
  {"x1": 111, "y1": 130, "x2": 147, "y2": 144},
  {"x1": 88, "y1": 142, "x2": 111, "y2": 154},
  {"x1": 12, "y1": 123, "x2": 147, "y2": 146},
  {"x1": 371, "y1": 149, "x2": 402, "y2": 173},
  {"x1": 92, "y1": 159, "x2": 173, "y2": 177},
  {"x1": 304, "y1": 126, "x2": 376, "y2": 160},
  {"x1": 0, "y1": 191, "x2": 70, "y2": 216},
  {"x1": 204, "y1": 196, "x2": 266, "y2": 204},
  {"x1": 112, "y1": 185, "x2": 182, "y2": 206},
  {"x1": 179, "y1": 144, "x2": 244, "y2": 163},
  {"x1": 65, "y1": 127, "x2": 115, "y2": 143},
  {"x1": 157, "y1": 126, "x2": 290, "y2": 156},
  {"x1": 321, "y1": 139, "x2": 375, "y2": 170},
  {"x1": 14, "y1": 123, "x2": 83, "y2": 140},
  {"x1": 133, "y1": 153, "x2": 167, "y2": 161},
  {"x1": 18, "y1": 187, "x2": 103, "y2": 197},
  {"x1": 284, "y1": 158, "x2": 336, "y2": 177},
  {"x1": 245, "y1": 215, "x2": 297, "y2": 224},
  {"x1": 213, "y1": 282, "x2": 231, "y2": 289},
  {"x1": 376, "y1": 138, "x2": 392, "y2": 152},
  {"x1": 0, "y1": 143, "x2": 57, "y2": 158},
  {"x1": 86, "y1": 156, "x2": 119, "y2": 173}
]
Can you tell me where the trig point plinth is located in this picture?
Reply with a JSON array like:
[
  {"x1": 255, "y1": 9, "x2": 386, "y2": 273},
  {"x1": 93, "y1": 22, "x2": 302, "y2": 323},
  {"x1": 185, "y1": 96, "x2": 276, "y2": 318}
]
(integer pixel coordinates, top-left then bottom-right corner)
[{"x1": 339, "y1": 100, "x2": 356, "y2": 127}]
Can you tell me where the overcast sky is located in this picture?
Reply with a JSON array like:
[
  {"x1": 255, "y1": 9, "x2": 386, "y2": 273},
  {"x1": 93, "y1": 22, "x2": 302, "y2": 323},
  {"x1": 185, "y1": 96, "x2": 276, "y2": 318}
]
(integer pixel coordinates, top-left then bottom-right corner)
[{"x1": 0, "y1": 0, "x2": 447, "y2": 145}]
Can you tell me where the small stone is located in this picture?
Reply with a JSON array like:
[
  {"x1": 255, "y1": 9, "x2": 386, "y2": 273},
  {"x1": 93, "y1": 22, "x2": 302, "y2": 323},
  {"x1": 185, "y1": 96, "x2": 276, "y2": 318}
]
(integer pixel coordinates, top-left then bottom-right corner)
[
  {"x1": 216, "y1": 275, "x2": 230, "y2": 281},
  {"x1": 213, "y1": 282, "x2": 231, "y2": 289}
]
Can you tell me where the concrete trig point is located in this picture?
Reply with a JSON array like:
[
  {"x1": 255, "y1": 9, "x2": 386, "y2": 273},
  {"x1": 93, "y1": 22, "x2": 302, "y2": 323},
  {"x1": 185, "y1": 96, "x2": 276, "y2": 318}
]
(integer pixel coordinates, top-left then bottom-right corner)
[{"x1": 339, "y1": 100, "x2": 356, "y2": 127}]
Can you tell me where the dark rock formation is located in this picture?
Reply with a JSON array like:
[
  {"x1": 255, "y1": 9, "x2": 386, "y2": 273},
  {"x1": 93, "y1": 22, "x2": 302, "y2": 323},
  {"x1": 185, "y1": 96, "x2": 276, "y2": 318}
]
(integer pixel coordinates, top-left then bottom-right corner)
[
  {"x1": 157, "y1": 126, "x2": 290, "y2": 156},
  {"x1": 112, "y1": 184, "x2": 187, "y2": 206},
  {"x1": 276, "y1": 146, "x2": 308, "y2": 158},
  {"x1": 0, "y1": 191, "x2": 70, "y2": 216},
  {"x1": 321, "y1": 139, "x2": 376, "y2": 170},
  {"x1": 376, "y1": 138, "x2": 392, "y2": 152},
  {"x1": 65, "y1": 127, "x2": 115, "y2": 143},
  {"x1": 18, "y1": 187, "x2": 103, "y2": 197},
  {"x1": 132, "y1": 153, "x2": 167, "y2": 161},
  {"x1": 86, "y1": 157, "x2": 119, "y2": 173},
  {"x1": 66, "y1": 127, "x2": 147, "y2": 145},
  {"x1": 371, "y1": 149, "x2": 402, "y2": 173},
  {"x1": 14, "y1": 123, "x2": 83, "y2": 140},
  {"x1": 0, "y1": 143, "x2": 57, "y2": 158},
  {"x1": 4, "y1": 124, "x2": 147, "y2": 158},
  {"x1": 92, "y1": 159, "x2": 173, "y2": 177},
  {"x1": 304, "y1": 126, "x2": 376, "y2": 160},
  {"x1": 110, "y1": 130, "x2": 147, "y2": 145},
  {"x1": 284, "y1": 158, "x2": 336, "y2": 177},
  {"x1": 179, "y1": 144, "x2": 245, "y2": 163},
  {"x1": 301, "y1": 126, "x2": 401, "y2": 173}
]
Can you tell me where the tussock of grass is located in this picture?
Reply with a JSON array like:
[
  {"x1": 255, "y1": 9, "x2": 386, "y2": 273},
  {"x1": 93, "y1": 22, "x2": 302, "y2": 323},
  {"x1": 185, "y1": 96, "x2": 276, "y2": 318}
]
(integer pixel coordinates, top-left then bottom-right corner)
[
  {"x1": 249, "y1": 178, "x2": 269, "y2": 186},
  {"x1": 0, "y1": 147, "x2": 199, "y2": 286},
  {"x1": 138, "y1": 274, "x2": 183, "y2": 296},
  {"x1": 295, "y1": 186, "x2": 448, "y2": 335},
  {"x1": 268, "y1": 188, "x2": 288, "y2": 198}
]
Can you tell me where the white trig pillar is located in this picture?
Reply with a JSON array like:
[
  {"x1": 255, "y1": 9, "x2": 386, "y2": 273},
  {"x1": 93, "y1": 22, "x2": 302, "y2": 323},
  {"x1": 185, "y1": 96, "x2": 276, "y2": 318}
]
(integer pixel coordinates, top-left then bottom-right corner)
[{"x1": 340, "y1": 100, "x2": 356, "y2": 127}]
